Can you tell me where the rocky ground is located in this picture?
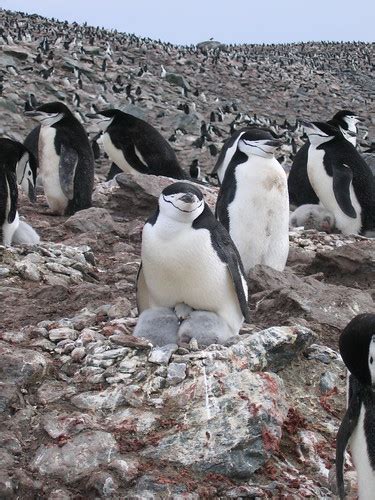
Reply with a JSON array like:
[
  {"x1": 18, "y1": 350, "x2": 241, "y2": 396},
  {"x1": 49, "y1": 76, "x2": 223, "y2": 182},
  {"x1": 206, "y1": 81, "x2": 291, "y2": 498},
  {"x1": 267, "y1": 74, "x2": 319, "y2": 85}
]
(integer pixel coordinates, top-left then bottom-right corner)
[{"x1": 0, "y1": 8, "x2": 375, "y2": 500}]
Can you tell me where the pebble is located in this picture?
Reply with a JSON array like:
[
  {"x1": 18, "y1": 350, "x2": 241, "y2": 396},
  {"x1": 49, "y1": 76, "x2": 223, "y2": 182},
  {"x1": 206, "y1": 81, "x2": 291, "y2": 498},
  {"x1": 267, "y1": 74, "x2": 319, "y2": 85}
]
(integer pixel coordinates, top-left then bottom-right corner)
[
  {"x1": 167, "y1": 362, "x2": 187, "y2": 386},
  {"x1": 49, "y1": 328, "x2": 78, "y2": 342},
  {"x1": 148, "y1": 344, "x2": 178, "y2": 365}
]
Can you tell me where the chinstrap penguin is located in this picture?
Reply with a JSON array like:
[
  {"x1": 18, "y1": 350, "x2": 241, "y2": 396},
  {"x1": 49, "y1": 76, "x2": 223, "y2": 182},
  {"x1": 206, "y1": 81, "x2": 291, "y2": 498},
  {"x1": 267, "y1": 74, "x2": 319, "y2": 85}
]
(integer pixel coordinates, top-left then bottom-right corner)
[
  {"x1": 0, "y1": 139, "x2": 21, "y2": 245},
  {"x1": 336, "y1": 313, "x2": 375, "y2": 500},
  {"x1": 87, "y1": 109, "x2": 187, "y2": 179},
  {"x1": 25, "y1": 102, "x2": 94, "y2": 215},
  {"x1": 216, "y1": 129, "x2": 289, "y2": 273},
  {"x1": 288, "y1": 111, "x2": 361, "y2": 207},
  {"x1": 137, "y1": 182, "x2": 249, "y2": 338},
  {"x1": 11, "y1": 219, "x2": 40, "y2": 246},
  {"x1": 303, "y1": 121, "x2": 375, "y2": 235}
]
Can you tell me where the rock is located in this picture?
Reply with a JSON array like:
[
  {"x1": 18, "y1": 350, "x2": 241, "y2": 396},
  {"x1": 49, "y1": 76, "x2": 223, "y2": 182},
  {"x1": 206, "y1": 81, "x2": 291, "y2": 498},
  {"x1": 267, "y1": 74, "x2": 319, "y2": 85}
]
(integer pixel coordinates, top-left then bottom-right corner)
[
  {"x1": 0, "y1": 266, "x2": 10, "y2": 278},
  {"x1": 107, "y1": 298, "x2": 132, "y2": 319},
  {"x1": 48, "y1": 328, "x2": 78, "y2": 342},
  {"x1": 148, "y1": 344, "x2": 178, "y2": 365},
  {"x1": 47, "y1": 489, "x2": 73, "y2": 500},
  {"x1": 86, "y1": 471, "x2": 119, "y2": 497},
  {"x1": 30, "y1": 431, "x2": 119, "y2": 483},
  {"x1": 166, "y1": 362, "x2": 187, "y2": 385},
  {"x1": 305, "y1": 344, "x2": 342, "y2": 364},
  {"x1": 71, "y1": 385, "x2": 129, "y2": 411},
  {"x1": 64, "y1": 207, "x2": 116, "y2": 233},
  {"x1": 319, "y1": 371, "x2": 338, "y2": 394},
  {"x1": 37, "y1": 380, "x2": 77, "y2": 404},
  {"x1": 197, "y1": 40, "x2": 225, "y2": 51},
  {"x1": 163, "y1": 71, "x2": 190, "y2": 90},
  {"x1": 42, "y1": 410, "x2": 95, "y2": 438},
  {"x1": 249, "y1": 265, "x2": 375, "y2": 332},
  {"x1": 0, "y1": 342, "x2": 50, "y2": 386},
  {"x1": 308, "y1": 241, "x2": 375, "y2": 289},
  {"x1": 141, "y1": 367, "x2": 288, "y2": 478},
  {"x1": 0, "y1": 471, "x2": 15, "y2": 498},
  {"x1": 108, "y1": 457, "x2": 140, "y2": 483},
  {"x1": 14, "y1": 260, "x2": 41, "y2": 281}
]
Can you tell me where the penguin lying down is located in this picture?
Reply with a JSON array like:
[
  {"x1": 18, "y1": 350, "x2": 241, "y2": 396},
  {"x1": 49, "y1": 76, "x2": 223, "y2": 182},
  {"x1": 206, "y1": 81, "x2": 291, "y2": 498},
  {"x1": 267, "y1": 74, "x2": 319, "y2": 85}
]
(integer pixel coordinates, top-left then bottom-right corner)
[
  {"x1": 289, "y1": 204, "x2": 336, "y2": 233},
  {"x1": 134, "y1": 304, "x2": 235, "y2": 347}
]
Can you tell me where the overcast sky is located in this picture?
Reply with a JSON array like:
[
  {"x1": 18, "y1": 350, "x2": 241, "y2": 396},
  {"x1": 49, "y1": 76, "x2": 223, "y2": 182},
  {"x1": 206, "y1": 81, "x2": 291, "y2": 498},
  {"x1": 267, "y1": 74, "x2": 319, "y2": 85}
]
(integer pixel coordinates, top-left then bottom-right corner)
[{"x1": 2, "y1": 0, "x2": 374, "y2": 45}]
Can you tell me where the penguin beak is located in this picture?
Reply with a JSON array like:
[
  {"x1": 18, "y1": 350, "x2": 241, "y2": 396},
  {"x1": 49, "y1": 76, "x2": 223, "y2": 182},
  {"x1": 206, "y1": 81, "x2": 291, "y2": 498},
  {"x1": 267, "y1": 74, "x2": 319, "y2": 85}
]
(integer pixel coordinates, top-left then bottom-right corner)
[
  {"x1": 25, "y1": 110, "x2": 44, "y2": 118},
  {"x1": 86, "y1": 113, "x2": 100, "y2": 119},
  {"x1": 263, "y1": 139, "x2": 282, "y2": 148},
  {"x1": 300, "y1": 121, "x2": 323, "y2": 136},
  {"x1": 28, "y1": 179, "x2": 37, "y2": 203}
]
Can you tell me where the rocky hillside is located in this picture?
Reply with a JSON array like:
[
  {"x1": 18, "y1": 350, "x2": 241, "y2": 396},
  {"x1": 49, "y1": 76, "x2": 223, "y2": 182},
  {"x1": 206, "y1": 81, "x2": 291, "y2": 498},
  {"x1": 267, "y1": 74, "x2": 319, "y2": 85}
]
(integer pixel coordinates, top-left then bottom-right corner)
[{"x1": 0, "y1": 9, "x2": 375, "y2": 499}]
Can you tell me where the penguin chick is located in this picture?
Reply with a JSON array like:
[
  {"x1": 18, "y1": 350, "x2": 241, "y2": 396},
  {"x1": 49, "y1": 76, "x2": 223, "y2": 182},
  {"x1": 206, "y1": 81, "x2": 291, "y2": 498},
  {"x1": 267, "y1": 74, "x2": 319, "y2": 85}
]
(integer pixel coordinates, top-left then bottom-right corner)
[
  {"x1": 12, "y1": 219, "x2": 40, "y2": 245},
  {"x1": 133, "y1": 307, "x2": 179, "y2": 347},
  {"x1": 177, "y1": 310, "x2": 234, "y2": 347},
  {"x1": 289, "y1": 204, "x2": 336, "y2": 233}
]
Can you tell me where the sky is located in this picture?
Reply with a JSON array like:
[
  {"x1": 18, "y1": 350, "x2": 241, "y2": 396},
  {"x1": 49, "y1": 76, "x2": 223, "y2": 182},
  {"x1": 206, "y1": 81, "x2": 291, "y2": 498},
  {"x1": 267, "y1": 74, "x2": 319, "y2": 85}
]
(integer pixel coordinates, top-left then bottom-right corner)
[{"x1": 2, "y1": 0, "x2": 374, "y2": 45}]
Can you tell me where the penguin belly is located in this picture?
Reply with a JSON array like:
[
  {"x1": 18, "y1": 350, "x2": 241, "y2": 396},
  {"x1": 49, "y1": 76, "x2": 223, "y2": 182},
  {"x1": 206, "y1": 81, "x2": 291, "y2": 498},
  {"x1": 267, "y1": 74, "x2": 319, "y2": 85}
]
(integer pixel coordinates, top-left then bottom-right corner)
[
  {"x1": 141, "y1": 223, "x2": 244, "y2": 335},
  {"x1": 38, "y1": 126, "x2": 68, "y2": 214},
  {"x1": 102, "y1": 132, "x2": 142, "y2": 176},
  {"x1": 228, "y1": 162, "x2": 289, "y2": 273},
  {"x1": 350, "y1": 405, "x2": 375, "y2": 499},
  {"x1": 307, "y1": 147, "x2": 362, "y2": 235}
]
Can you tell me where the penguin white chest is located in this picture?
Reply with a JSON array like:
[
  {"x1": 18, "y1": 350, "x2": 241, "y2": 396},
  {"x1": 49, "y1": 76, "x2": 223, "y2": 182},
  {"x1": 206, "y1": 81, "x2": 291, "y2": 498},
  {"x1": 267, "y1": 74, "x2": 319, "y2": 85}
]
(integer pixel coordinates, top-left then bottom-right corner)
[
  {"x1": 38, "y1": 126, "x2": 68, "y2": 214},
  {"x1": 350, "y1": 405, "x2": 375, "y2": 499},
  {"x1": 307, "y1": 147, "x2": 362, "y2": 235},
  {"x1": 228, "y1": 158, "x2": 289, "y2": 272},
  {"x1": 141, "y1": 222, "x2": 243, "y2": 334}
]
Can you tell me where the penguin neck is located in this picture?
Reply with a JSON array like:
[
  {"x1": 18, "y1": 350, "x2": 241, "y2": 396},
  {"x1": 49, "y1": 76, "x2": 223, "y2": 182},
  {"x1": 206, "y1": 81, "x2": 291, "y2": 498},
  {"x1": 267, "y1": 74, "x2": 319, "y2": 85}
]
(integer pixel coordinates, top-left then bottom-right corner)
[{"x1": 156, "y1": 213, "x2": 196, "y2": 237}]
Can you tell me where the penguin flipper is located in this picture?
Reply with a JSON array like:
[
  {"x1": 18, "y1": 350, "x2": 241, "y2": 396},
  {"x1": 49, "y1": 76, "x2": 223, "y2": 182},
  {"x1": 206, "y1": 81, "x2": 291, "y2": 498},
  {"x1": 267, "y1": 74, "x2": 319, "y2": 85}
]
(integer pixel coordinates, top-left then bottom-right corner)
[
  {"x1": 136, "y1": 263, "x2": 151, "y2": 313},
  {"x1": 6, "y1": 170, "x2": 18, "y2": 224},
  {"x1": 332, "y1": 162, "x2": 357, "y2": 218},
  {"x1": 120, "y1": 143, "x2": 150, "y2": 175},
  {"x1": 199, "y1": 212, "x2": 250, "y2": 323},
  {"x1": 59, "y1": 144, "x2": 78, "y2": 200},
  {"x1": 335, "y1": 374, "x2": 361, "y2": 499}
]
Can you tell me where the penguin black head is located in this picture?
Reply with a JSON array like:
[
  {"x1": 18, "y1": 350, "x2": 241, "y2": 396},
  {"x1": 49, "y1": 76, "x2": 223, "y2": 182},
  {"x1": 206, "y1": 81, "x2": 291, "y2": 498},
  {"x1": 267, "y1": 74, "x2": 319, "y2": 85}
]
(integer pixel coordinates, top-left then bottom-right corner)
[
  {"x1": 238, "y1": 128, "x2": 282, "y2": 158},
  {"x1": 301, "y1": 121, "x2": 339, "y2": 147},
  {"x1": 339, "y1": 313, "x2": 375, "y2": 386},
  {"x1": 331, "y1": 110, "x2": 362, "y2": 131},
  {"x1": 86, "y1": 109, "x2": 119, "y2": 131},
  {"x1": 25, "y1": 102, "x2": 70, "y2": 126},
  {"x1": 159, "y1": 182, "x2": 204, "y2": 223}
]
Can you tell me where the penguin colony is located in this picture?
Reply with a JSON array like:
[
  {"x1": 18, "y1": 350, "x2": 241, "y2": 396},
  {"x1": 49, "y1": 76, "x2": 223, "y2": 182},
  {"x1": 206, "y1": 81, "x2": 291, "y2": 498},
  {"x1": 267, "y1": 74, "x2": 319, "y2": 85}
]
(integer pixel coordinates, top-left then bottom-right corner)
[{"x1": 0, "y1": 10, "x2": 375, "y2": 497}]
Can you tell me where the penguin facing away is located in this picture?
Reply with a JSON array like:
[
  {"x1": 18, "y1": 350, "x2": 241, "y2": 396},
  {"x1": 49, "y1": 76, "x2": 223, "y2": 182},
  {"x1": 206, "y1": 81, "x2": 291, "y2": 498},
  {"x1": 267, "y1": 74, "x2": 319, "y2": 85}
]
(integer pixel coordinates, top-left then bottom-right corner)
[
  {"x1": 303, "y1": 121, "x2": 375, "y2": 235},
  {"x1": 216, "y1": 129, "x2": 289, "y2": 274},
  {"x1": 86, "y1": 109, "x2": 187, "y2": 179},
  {"x1": 25, "y1": 102, "x2": 94, "y2": 215},
  {"x1": 137, "y1": 182, "x2": 249, "y2": 337},
  {"x1": 0, "y1": 138, "x2": 37, "y2": 202},
  {"x1": 288, "y1": 110, "x2": 361, "y2": 207},
  {"x1": 0, "y1": 139, "x2": 21, "y2": 245},
  {"x1": 336, "y1": 313, "x2": 375, "y2": 500}
]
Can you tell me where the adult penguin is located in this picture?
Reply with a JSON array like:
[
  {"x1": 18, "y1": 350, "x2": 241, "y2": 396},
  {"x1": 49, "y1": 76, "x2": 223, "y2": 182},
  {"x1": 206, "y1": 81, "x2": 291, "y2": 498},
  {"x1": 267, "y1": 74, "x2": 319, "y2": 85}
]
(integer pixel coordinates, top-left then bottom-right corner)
[
  {"x1": 288, "y1": 110, "x2": 361, "y2": 207},
  {"x1": 25, "y1": 102, "x2": 94, "y2": 215},
  {"x1": 86, "y1": 109, "x2": 187, "y2": 179}
]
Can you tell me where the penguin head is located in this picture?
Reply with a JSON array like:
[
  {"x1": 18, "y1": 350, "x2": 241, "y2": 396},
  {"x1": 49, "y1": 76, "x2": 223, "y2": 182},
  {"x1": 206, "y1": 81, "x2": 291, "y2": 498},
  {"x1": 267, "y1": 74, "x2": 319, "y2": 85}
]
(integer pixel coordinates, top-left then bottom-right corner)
[
  {"x1": 25, "y1": 102, "x2": 68, "y2": 126},
  {"x1": 331, "y1": 110, "x2": 361, "y2": 132},
  {"x1": 159, "y1": 182, "x2": 204, "y2": 223},
  {"x1": 301, "y1": 121, "x2": 338, "y2": 147},
  {"x1": 339, "y1": 313, "x2": 375, "y2": 387},
  {"x1": 86, "y1": 109, "x2": 117, "y2": 131},
  {"x1": 237, "y1": 129, "x2": 282, "y2": 158}
]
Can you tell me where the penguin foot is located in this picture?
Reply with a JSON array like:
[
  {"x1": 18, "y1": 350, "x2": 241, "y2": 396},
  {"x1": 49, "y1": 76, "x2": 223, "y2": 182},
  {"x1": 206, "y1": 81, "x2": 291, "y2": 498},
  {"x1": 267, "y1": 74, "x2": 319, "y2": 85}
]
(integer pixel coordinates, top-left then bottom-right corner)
[
  {"x1": 177, "y1": 310, "x2": 235, "y2": 347},
  {"x1": 133, "y1": 307, "x2": 179, "y2": 347},
  {"x1": 174, "y1": 303, "x2": 193, "y2": 322}
]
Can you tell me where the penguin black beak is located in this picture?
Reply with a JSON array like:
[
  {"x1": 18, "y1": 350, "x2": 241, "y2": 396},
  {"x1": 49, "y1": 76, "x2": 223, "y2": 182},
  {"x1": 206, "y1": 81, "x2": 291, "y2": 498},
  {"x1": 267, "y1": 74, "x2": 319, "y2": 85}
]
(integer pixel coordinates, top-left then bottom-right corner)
[
  {"x1": 28, "y1": 180, "x2": 37, "y2": 203},
  {"x1": 300, "y1": 120, "x2": 313, "y2": 130},
  {"x1": 347, "y1": 130, "x2": 357, "y2": 137},
  {"x1": 86, "y1": 113, "x2": 99, "y2": 119},
  {"x1": 179, "y1": 193, "x2": 196, "y2": 203},
  {"x1": 264, "y1": 139, "x2": 282, "y2": 148},
  {"x1": 25, "y1": 110, "x2": 43, "y2": 118},
  {"x1": 356, "y1": 116, "x2": 364, "y2": 123}
]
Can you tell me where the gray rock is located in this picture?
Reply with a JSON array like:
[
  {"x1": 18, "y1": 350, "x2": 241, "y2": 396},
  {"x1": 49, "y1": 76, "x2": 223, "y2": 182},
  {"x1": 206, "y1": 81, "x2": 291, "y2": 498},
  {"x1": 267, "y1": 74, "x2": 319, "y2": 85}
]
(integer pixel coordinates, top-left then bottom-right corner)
[
  {"x1": 305, "y1": 344, "x2": 342, "y2": 364},
  {"x1": 48, "y1": 489, "x2": 73, "y2": 500},
  {"x1": 48, "y1": 328, "x2": 78, "y2": 342},
  {"x1": 166, "y1": 362, "x2": 187, "y2": 386},
  {"x1": 31, "y1": 431, "x2": 119, "y2": 483},
  {"x1": 71, "y1": 385, "x2": 128, "y2": 411},
  {"x1": 42, "y1": 410, "x2": 95, "y2": 438},
  {"x1": 148, "y1": 344, "x2": 178, "y2": 365},
  {"x1": 0, "y1": 266, "x2": 10, "y2": 278},
  {"x1": 86, "y1": 471, "x2": 119, "y2": 498},
  {"x1": 319, "y1": 371, "x2": 338, "y2": 394},
  {"x1": 0, "y1": 342, "x2": 50, "y2": 386},
  {"x1": 64, "y1": 207, "x2": 115, "y2": 233},
  {"x1": 14, "y1": 260, "x2": 41, "y2": 281}
]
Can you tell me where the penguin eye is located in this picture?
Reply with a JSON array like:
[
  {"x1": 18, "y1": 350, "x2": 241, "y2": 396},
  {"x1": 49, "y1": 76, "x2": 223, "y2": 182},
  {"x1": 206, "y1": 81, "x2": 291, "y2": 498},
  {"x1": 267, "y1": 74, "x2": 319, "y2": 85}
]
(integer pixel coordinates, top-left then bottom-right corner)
[{"x1": 370, "y1": 357, "x2": 374, "y2": 364}]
